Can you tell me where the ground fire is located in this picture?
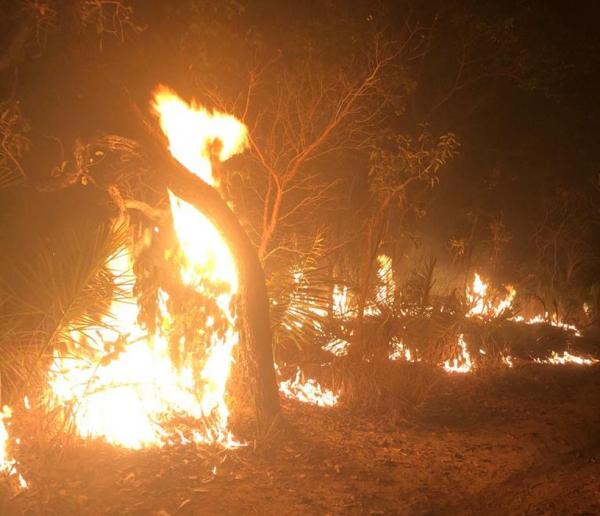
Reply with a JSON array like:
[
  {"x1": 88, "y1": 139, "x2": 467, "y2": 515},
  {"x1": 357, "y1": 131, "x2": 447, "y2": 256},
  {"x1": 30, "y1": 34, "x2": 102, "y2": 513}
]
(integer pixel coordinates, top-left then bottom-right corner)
[{"x1": 1, "y1": 2, "x2": 600, "y2": 514}]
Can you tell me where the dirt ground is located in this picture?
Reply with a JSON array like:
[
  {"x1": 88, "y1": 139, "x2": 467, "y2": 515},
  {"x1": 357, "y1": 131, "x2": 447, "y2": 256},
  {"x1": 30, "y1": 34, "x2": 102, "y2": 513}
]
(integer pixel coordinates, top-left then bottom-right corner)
[{"x1": 3, "y1": 364, "x2": 600, "y2": 515}]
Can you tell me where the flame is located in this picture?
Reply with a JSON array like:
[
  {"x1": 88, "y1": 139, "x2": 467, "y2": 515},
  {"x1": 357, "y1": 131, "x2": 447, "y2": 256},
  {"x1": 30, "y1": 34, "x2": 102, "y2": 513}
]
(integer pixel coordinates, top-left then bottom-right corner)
[
  {"x1": 332, "y1": 284, "x2": 350, "y2": 318},
  {"x1": 534, "y1": 351, "x2": 598, "y2": 366},
  {"x1": 466, "y1": 273, "x2": 515, "y2": 319},
  {"x1": 443, "y1": 334, "x2": 473, "y2": 373},
  {"x1": 322, "y1": 338, "x2": 350, "y2": 357},
  {"x1": 389, "y1": 337, "x2": 418, "y2": 362},
  {"x1": 303, "y1": 268, "x2": 594, "y2": 373},
  {"x1": 47, "y1": 87, "x2": 249, "y2": 449},
  {"x1": 521, "y1": 313, "x2": 582, "y2": 337},
  {"x1": 0, "y1": 406, "x2": 27, "y2": 489},
  {"x1": 365, "y1": 254, "x2": 395, "y2": 316},
  {"x1": 0, "y1": 406, "x2": 14, "y2": 471},
  {"x1": 152, "y1": 86, "x2": 247, "y2": 186},
  {"x1": 502, "y1": 355, "x2": 515, "y2": 368},
  {"x1": 279, "y1": 368, "x2": 339, "y2": 407},
  {"x1": 375, "y1": 254, "x2": 394, "y2": 306}
]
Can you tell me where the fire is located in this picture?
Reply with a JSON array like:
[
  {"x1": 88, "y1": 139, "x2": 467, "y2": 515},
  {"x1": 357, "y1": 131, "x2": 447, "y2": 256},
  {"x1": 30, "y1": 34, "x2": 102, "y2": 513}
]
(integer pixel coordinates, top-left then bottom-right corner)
[
  {"x1": 332, "y1": 284, "x2": 350, "y2": 318},
  {"x1": 152, "y1": 86, "x2": 247, "y2": 186},
  {"x1": 279, "y1": 368, "x2": 339, "y2": 407},
  {"x1": 389, "y1": 337, "x2": 417, "y2": 362},
  {"x1": 466, "y1": 273, "x2": 515, "y2": 318},
  {"x1": 322, "y1": 338, "x2": 350, "y2": 357},
  {"x1": 47, "y1": 87, "x2": 248, "y2": 449},
  {"x1": 0, "y1": 406, "x2": 27, "y2": 489},
  {"x1": 502, "y1": 355, "x2": 515, "y2": 368},
  {"x1": 375, "y1": 254, "x2": 394, "y2": 307},
  {"x1": 307, "y1": 269, "x2": 595, "y2": 373},
  {"x1": 443, "y1": 334, "x2": 473, "y2": 373},
  {"x1": 518, "y1": 313, "x2": 582, "y2": 337},
  {"x1": 0, "y1": 407, "x2": 15, "y2": 472},
  {"x1": 534, "y1": 351, "x2": 598, "y2": 366},
  {"x1": 365, "y1": 254, "x2": 395, "y2": 316}
]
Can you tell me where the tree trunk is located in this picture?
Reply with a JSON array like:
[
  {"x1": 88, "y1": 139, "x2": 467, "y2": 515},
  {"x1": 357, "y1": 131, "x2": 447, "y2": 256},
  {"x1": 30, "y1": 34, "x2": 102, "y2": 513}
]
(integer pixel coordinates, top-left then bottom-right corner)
[
  {"x1": 165, "y1": 158, "x2": 280, "y2": 435},
  {"x1": 351, "y1": 196, "x2": 391, "y2": 359},
  {"x1": 130, "y1": 104, "x2": 280, "y2": 435}
]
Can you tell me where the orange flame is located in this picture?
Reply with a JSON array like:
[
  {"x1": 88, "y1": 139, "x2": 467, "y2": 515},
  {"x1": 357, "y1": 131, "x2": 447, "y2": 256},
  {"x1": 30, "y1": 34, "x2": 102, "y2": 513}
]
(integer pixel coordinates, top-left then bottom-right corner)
[
  {"x1": 0, "y1": 406, "x2": 27, "y2": 489},
  {"x1": 152, "y1": 86, "x2": 247, "y2": 186},
  {"x1": 466, "y1": 273, "x2": 516, "y2": 319},
  {"x1": 443, "y1": 334, "x2": 473, "y2": 373},
  {"x1": 534, "y1": 351, "x2": 598, "y2": 366},
  {"x1": 279, "y1": 368, "x2": 339, "y2": 407},
  {"x1": 47, "y1": 87, "x2": 249, "y2": 449}
]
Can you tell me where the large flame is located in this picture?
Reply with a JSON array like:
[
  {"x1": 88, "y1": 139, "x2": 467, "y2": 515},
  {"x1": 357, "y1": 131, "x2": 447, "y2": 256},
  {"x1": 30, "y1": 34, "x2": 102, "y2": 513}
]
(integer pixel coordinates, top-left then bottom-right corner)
[
  {"x1": 47, "y1": 87, "x2": 248, "y2": 449},
  {"x1": 0, "y1": 406, "x2": 27, "y2": 488},
  {"x1": 153, "y1": 86, "x2": 247, "y2": 186}
]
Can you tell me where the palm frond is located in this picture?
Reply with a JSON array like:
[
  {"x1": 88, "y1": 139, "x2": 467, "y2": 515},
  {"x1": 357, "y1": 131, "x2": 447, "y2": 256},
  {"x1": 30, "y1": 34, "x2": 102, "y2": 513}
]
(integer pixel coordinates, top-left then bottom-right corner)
[
  {"x1": 0, "y1": 221, "x2": 127, "y2": 402},
  {"x1": 269, "y1": 231, "x2": 339, "y2": 355}
]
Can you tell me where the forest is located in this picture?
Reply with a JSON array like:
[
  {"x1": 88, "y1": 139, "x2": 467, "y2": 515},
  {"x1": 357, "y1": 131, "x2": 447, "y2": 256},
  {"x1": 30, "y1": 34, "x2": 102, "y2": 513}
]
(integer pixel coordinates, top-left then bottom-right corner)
[{"x1": 0, "y1": 1, "x2": 599, "y2": 514}]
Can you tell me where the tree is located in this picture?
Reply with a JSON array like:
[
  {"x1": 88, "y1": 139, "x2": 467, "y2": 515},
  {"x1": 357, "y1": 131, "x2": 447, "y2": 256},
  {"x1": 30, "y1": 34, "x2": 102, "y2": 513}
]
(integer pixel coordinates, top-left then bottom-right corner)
[
  {"x1": 135, "y1": 121, "x2": 281, "y2": 434},
  {"x1": 0, "y1": 0, "x2": 280, "y2": 434},
  {"x1": 179, "y1": 2, "x2": 432, "y2": 268},
  {"x1": 351, "y1": 129, "x2": 459, "y2": 355}
]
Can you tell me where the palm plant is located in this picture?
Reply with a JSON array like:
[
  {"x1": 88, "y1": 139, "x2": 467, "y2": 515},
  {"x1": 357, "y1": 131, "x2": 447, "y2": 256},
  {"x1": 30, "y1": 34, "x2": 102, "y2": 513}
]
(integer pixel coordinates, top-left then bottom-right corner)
[{"x1": 0, "y1": 219, "x2": 126, "y2": 405}]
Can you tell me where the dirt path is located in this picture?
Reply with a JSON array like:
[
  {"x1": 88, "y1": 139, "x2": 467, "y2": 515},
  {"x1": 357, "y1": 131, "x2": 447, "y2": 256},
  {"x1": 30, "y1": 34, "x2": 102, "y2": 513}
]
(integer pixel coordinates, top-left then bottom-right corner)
[{"x1": 4, "y1": 365, "x2": 600, "y2": 515}]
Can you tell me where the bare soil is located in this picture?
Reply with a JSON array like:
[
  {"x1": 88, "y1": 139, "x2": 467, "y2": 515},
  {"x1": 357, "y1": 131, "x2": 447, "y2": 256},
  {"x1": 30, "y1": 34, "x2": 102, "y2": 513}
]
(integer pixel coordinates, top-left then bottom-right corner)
[{"x1": 3, "y1": 365, "x2": 600, "y2": 515}]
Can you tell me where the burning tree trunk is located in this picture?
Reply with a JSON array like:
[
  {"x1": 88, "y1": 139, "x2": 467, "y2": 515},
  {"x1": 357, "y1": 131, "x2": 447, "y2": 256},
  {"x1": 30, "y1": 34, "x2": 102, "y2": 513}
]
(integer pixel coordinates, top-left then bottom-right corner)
[
  {"x1": 129, "y1": 92, "x2": 280, "y2": 436},
  {"x1": 163, "y1": 155, "x2": 280, "y2": 435}
]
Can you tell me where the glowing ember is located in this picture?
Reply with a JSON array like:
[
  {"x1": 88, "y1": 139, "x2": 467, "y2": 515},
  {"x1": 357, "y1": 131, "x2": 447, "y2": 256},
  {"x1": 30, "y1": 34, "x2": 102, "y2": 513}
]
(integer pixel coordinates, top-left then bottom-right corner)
[
  {"x1": 443, "y1": 334, "x2": 473, "y2": 373},
  {"x1": 279, "y1": 368, "x2": 339, "y2": 407},
  {"x1": 47, "y1": 87, "x2": 249, "y2": 449}
]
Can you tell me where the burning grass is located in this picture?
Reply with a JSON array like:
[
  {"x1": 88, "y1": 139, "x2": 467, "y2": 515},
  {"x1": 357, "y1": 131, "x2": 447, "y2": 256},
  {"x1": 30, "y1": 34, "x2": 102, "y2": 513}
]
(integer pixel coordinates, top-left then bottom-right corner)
[{"x1": 272, "y1": 265, "x2": 599, "y2": 419}]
